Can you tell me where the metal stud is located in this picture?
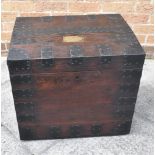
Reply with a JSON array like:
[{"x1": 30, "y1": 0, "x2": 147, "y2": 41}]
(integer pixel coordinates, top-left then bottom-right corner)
[
  {"x1": 97, "y1": 44, "x2": 112, "y2": 56},
  {"x1": 42, "y1": 16, "x2": 53, "y2": 22},
  {"x1": 112, "y1": 121, "x2": 132, "y2": 134},
  {"x1": 69, "y1": 125, "x2": 82, "y2": 137},
  {"x1": 118, "y1": 97, "x2": 136, "y2": 105},
  {"x1": 15, "y1": 102, "x2": 34, "y2": 113},
  {"x1": 91, "y1": 124, "x2": 102, "y2": 136},
  {"x1": 41, "y1": 47, "x2": 54, "y2": 68},
  {"x1": 101, "y1": 57, "x2": 111, "y2": 65},
  {"x1": 114, "y1": 110, "x2": 134, "y2": 118},
  {"x1": 19, "y1": 127, "x2": 35, "y2": 140},
  {"x1": 69, "y1": 45, "x2": 84, "y2": 65},
  {"x1": 13, "y1": 89, "x2": 34, "y2": 99},
  {"x1": 49, "y1": 126, "x2": 61, "y2": 138},
  {"x1": 17, "y1": 114, "x2": 35, "y2": 122},
  {"x1": 87, "y1": 15, "x2": 96, "y2": 20}
]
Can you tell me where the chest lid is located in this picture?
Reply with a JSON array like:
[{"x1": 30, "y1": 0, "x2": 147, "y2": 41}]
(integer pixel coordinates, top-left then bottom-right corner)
[
  {"x1": 7, "y1": 14, "x2": 145, "y2": 73},
  {"x1": 7, "y1": 14, "x2": 145, "y2": 74}
]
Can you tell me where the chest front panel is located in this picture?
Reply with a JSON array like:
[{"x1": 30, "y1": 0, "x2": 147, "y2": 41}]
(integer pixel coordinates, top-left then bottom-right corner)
[{"x1": 10, "y1": 65, "x2": 143, "y2": 140}]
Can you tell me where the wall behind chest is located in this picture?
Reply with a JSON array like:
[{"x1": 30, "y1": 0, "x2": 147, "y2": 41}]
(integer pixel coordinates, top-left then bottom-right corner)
[{"x1": 1, "y1": 0, "x2": 154, "y2": 58}]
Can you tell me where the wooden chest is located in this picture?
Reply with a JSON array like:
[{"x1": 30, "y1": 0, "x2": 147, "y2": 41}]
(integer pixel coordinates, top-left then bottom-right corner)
[{"x1": 7, "y1": 14, "x2": 145, "y2": 140}]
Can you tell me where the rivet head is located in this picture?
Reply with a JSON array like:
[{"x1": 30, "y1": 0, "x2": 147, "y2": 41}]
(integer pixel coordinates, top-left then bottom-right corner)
[{"x1": 91, "y1": 124, "x2": 102, "y2": 136}]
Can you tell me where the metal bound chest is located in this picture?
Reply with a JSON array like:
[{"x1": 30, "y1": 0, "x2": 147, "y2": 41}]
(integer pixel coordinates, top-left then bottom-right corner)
[{"x1": 7, "y1": 14, "x2": 145, "y2": 140}]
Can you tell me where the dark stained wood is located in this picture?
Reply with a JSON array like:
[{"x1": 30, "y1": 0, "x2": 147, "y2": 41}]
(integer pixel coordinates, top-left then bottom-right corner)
[
  {"x1": 19, "y1": 119, "x2": 132, "y2": 140},
  {"x1": 7, "y1": 14, "x2": 145, "y2": 140},
  {"x1": 10, "y1": 69, "x2": 142, "y2": 90}
]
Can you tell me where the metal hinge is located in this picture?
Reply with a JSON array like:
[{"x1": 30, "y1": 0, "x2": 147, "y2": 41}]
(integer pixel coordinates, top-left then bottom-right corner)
[
  {"x1": 41, "y1": 47, "x2": 54, "y2": 68},
  {"x1": 69, "y1": 45, "x2": 84, "y2": 65},
  {"x1": 91, "y1": 124, "x2": 103, "y2": 136},
  {"x1": 97, "y1": 45, "x2": 112, "y2": 65}
]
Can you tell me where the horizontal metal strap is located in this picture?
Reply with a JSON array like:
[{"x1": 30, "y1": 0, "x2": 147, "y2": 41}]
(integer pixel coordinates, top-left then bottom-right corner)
[
  {"x1": 17, "y1": 114, "x2": 35, "y2": 122},
  {"x1": 13, "y1": 89, "x2": 34, "y2": 99},
  {"x1": 15, "y1": 102, "x2": 35, "y2": 113},
  {"x1": 11, "y1": 75, "x2": 32, "y2": 84}
]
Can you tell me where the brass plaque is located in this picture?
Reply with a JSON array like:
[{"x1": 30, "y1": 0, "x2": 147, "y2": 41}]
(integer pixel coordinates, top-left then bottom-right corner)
[{"x1": 63, "y1": 36, "x2": 84, "y2": 43}]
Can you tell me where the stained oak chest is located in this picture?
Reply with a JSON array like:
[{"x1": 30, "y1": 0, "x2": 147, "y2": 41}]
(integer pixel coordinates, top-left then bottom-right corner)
[{"x1": 7, "y1": 14, "x2": 145, "y2": 140}]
